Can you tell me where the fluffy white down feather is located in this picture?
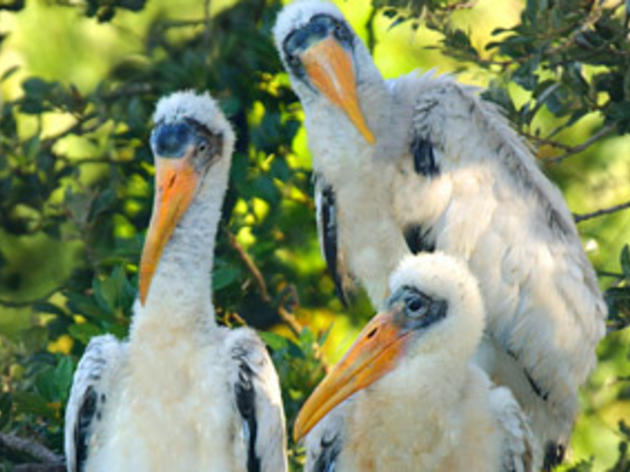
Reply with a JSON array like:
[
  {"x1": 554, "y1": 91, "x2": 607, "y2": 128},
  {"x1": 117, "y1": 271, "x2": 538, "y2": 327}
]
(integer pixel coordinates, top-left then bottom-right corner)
[
  {"x1": 303, "y1": 254, "x2": 539, "y2": 472},
  {"x1": 274, "y1": 0, "x2": 606, "y2": 455},
  {"x1": 64, "y1": 91, "x2": 287, "y2": 472}
]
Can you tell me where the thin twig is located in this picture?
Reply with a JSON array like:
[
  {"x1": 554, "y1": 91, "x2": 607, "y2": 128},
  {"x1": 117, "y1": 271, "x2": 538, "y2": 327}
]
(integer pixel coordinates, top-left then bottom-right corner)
[
  {"x1": 547, "y1": 124, "x2": 616, "y2": 164},
  {"x1": 597, "y1": 270, "x2": 625, "y2": 278},
  {"x1": 14, "y1": 464, "x2": 65, "y2": 472},
  {"x1": 520, "y1": 130, "x2": 574, "y2": 152},
  {"x1": 276, "y1": 285, "x2": 302, "y2": 338},
  {"x1": 441, "y1": 0, "x2": 478, "y2": 11},
  {"x1": 228, "y1": 311, "x2": 246, "y2": 326},
  {"x1": 0, "y1": 433, "x2": 62, "y2": 464},
  {"x1": 224, "y1": 228, "x2": 329, "y2": 372},
  {"x1": 102, "y1": 83, "x2": 153, "y2": 100},
  {"x1": 277, "y1": 285, "x2": 329, "y2": 373},
  {"x1": 225, "y1": 228, "x2": 271, "y2": 303},
  {"x1": 159, "y1": 18, "x2": 207, "y2": 29},
  {"x1": 574, "y1": 199, "x2": 630, "y2": 222}
]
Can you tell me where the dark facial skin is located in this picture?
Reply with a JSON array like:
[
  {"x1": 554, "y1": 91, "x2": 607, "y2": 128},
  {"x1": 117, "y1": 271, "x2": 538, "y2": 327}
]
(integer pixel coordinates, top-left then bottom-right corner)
[
  {"x1": 150, "y1": 119, "x2": 223, "y2": 173},
  {"x1": 282, "y1": 14, "x2": 354, "y2": 83},
  {"x1": 388, "y1": 286, "x2": 448, "y2": 335}
]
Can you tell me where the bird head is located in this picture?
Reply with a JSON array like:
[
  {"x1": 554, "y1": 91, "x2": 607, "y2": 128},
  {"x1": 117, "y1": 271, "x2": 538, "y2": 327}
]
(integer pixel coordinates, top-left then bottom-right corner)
[
  {"x1": 293, "y1": 252, "x2": 484, "y2": 441},
  {"x1": 273, "y1": 0, "x2": 376, "y2": 144},
  {"x1": 139, "y1": 90, "x2": 235, "y2": 306}
]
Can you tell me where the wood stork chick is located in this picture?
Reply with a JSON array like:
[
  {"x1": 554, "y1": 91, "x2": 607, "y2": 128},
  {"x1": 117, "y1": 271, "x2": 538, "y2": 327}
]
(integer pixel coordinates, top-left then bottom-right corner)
[
  {"x1": 64, "y1": 91, "x2": 287, "y2": 472},
  {"x1": 294, "y1": 253, "x2": 539, "y2": 472},
  {"x1": 273, "y1": 1, "x2": 606, "y2": 462}
]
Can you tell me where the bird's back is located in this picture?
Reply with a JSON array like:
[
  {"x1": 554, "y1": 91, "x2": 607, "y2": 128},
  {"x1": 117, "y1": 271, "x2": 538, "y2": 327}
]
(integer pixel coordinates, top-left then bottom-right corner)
[{"x1": 387, "y1": 70, "x2": 606, "y2": 449}]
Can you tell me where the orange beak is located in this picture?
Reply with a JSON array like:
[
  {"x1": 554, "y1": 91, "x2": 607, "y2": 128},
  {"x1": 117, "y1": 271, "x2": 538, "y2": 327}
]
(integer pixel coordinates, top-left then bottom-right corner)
[
  {"x1": 300, "y1": 36, "x2": 375, "y2": 144},
  {"x1": 138, "y1": 154, "x2": 199, "y2": 305},
  {"x1": 293, "y1": 307, "x2": 408, "y2": 441}
]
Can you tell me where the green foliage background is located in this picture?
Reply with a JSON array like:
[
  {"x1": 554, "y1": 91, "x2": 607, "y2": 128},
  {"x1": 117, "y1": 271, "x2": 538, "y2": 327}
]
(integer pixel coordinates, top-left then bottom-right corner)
[{"x1": 0, "y1": 0, "x2": 628, "y2": 470}]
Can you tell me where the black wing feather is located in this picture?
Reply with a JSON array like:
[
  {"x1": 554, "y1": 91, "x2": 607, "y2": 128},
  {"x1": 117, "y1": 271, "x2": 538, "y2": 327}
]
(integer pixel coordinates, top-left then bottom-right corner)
[
  {"x1": 315, "y1": 177, "x2": 349, "y2": 306},
  {"x1": 410, "y1": 136, "x2": 439, "y2": 177},
  {"x1": 312, "y1": 431, "x2": 342, "y2": 472},
  {"x1": 65, "y1": 334, "x2": 121, "y2": 472},
  {"x1": 233, "y1": 347, "x2": 261, "y2": 472},
  {"x1": 74, "y1": 386, "x2": 98, "y2": 472}
]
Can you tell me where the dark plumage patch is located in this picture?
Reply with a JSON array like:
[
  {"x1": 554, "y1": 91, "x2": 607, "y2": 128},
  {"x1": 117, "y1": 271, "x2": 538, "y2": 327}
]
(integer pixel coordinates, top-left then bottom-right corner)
[
  {"x1": 507, "y1": 349, "x2": 549, "y2": 402},
  {"x1": 410, "y1": 136, "x2": 439, "y2": 177},
  {"x1": 74, "y1": 386, "x2": 98, "y2": 472},
  {"x1": 319, "y1": 183, "x2": 348, "y2": 306},
  {"x1": 524, "y1": 369, "x2": 549, "y2": 402},
  {"x1": 543, "y1": 441, "x2": 565, "y2": 471},
  {"x1": 403, "y1": 224, "x2": 435, "y2": 254},
  {"x1": 233, "y1": 353, "x2": 261, "y2": 472},
  {"x1": 313, "y1": 431, "x2": 342, "y2": 472}
]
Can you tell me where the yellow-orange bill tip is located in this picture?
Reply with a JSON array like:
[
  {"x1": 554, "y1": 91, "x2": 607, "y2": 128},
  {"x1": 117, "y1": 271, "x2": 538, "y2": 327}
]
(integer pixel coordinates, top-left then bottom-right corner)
[
  {"x1": 138, "y1": 157, "x2": 198, "y2": 305},
  {"x1": 301, "y1": 36, "x2": 375, "y2": 145},
  {"x1": 293, "y1": 309, "x2": 407, "y2": 441}
]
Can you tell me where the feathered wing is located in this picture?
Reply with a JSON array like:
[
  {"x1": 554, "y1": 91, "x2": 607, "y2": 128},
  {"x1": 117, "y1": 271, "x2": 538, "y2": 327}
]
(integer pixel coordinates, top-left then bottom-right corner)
[
  {"x1": 490, "y1": 386, "x2": 540, "y2": 472},
  {"x1": 64, "y1": 334, "x2": 124, "y2": 472},
  {"x1": 392, "y1": 70, "x2": 606, "y2": 454},
  {"x1": 314, "y1": 173, "x2": 354, "y2": 305},
  {"x1": 303, "y1": 402, "x2": 346, "y2": 472},
  {"x1": 226, "y1": 328, "x2": 288, "y2": 472}
]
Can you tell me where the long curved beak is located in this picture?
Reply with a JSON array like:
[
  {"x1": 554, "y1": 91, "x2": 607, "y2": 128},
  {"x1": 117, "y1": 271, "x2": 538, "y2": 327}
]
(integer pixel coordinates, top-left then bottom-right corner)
[
  {"x1": 300, "y1": 36, "x2": 375, "y2": 144},
  {"x1": 138, "y1": 154, "x2": 199, "y2": 305},
  {"x1": 293, "y1": 307, "x2": 408, "y2": 442}
]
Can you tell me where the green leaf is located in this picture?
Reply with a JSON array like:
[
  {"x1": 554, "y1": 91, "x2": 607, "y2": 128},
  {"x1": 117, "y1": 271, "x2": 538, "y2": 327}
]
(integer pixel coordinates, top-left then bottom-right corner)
[
  {"x1": 68, "y1": 322, "x2": 103, "y2": 344},
  {"x1": 66, "y1": 292, "x2": 109, "y2": 321},
  {"x1": 0, "y1": 393, "x2": 12, "y2": 430},
  {"x1": 512, "y1": 57, "x2": 539, "y2": 91},
  {"x1": 35, "y1": 368, "x2": 58, "y2": 402},
  {"x1": 34, "y1": 356, "x2": 74, "y2": 403},
  {"x1": 90, "y1": 188, "x2": 116, "y2": 219},
  {"x1": 212, "y1": 264, "x2": 241, "y2": 291},
  {"x1": 258, "y1": 331, "x2": 289, "y2": 351},
  {"x1": 12, "y1": 392, "x2": 53, "y2": 417},
  {"x1": 21, "y1": 326, "x2": 48, "y2": 352},
  {"x1": 250, "y1": 175, "x2": 279, "y2": 203},
  {"x1": 0, "y1": 65, "x2": 19, "y2": 83},
  {"x1": 482, "y1": 81, "x2": 516, "y2": 116},
  {"x1": 317, "y1": 323, "x2": 333, "y2": 346},
  {"x1": 53, "y1": 356, "x2": 74, "y2": 402}
]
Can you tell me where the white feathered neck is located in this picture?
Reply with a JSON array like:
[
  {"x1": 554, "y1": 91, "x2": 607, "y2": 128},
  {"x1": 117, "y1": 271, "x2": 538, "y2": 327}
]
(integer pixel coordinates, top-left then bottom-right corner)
[{"x1": 131, "y1": 91, "x2": 235, "y2": 333}]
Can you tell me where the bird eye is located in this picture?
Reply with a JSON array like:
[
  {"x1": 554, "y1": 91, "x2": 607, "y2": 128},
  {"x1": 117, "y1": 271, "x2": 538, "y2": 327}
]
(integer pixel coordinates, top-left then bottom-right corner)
[
  {"x1": 287, "y1": 54, "x2": 301, "y2": 70},
  {"x1": 198, "y1": 143, "x2": 207, "y2": 152},
  {"x1": 405, "y1": 294, "x2": 428, "y2": 319}
]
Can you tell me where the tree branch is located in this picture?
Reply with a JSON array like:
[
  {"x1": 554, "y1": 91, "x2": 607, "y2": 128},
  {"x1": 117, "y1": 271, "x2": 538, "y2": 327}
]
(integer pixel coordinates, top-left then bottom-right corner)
[
  {"x1": 275, "y1": 284, "x2": 303, "y2": 338},
  {"x1": 224, "y1": 228, "x2": 329, "y2": 371},
  {"x1": 0, "y1": 433, "x2": 62, "y2": 464},
  {"x1": 574, "y1": 199, "x2": 630, "y2": 222},
  {"x1": 14, "y1": 464, "x2": 65, "y2": 472},
  {"x1": 225, "y1": 228, "x2": 270, "y2": 303},
  {"x1": 545, "y1": 124, "x2": 616, "y2": 164}
]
